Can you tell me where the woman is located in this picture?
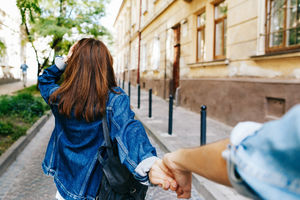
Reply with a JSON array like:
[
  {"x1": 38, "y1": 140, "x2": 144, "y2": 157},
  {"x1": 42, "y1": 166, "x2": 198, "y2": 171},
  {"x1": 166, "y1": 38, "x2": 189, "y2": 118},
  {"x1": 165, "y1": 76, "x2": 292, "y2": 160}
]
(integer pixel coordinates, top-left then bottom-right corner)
[{"x1": 38, "y1": 38, "x2": 176, "y2": 200}]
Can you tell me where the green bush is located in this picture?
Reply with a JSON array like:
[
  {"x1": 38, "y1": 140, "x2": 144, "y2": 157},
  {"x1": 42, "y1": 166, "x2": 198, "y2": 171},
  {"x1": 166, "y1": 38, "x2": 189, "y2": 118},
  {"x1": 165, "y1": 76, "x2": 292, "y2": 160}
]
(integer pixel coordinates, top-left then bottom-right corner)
[
  {"x1": 0, "y1": 92, "x2": 49, "y2": 156},
  {"x1": 0, "y1": 121, "x2": 13, "y2": 136},
  {"x1": 0, "y1": 93, "x2": 47, "y2": 122},
  {"x1": 0, "y1": 121, "x2": 26, "y2": 138},
  {"x1": 0, "y1": 96, "x2": 11, "y2": 115}
]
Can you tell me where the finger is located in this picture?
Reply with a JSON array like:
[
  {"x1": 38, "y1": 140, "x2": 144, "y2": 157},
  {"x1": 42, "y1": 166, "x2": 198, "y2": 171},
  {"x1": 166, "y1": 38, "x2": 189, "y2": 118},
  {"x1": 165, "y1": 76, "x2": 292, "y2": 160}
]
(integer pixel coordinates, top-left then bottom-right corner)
[
  {"x1": 161, "y1": 174, "x2": 177, "y2": 190},
  {"x1": 176, "y1": 187, "x2": 183, "y2": 196},
  {"x1": 153, "y1": 178, "x2": 169, "y2": 190},
  {"x1": 162, "y1": 181, "x2": 170, "y2": 190},
  {"x1": 151, "y1": 176, "x2": 173, "y2": 191},
  {"x1": 150, "y1": 176, "x2": 169, "y2": 188},
  {"x1": 165, "y1": 176, "x2": 177, "y2": 191},
  {"x1": 150, "y1": 167, "x2": 174, "y2": 184},
  {"x1": 150, "y1": 177, "x2": 163, "y2": 186},
  {"x1": 156, "y1": 163, "x2": 177, "y2": 185},
  {"x1": 169, "y1": 180, "x2": 178, "y2": 191},
  {"x1": 176, "y1": 186, "x2": 191, "y2": 199},
  {"x1": 158, "y1": 160, "x2": 174, "y2": 177},
  {"x1": 177, "y1": 191, "x2": 191, "y2": 199}
]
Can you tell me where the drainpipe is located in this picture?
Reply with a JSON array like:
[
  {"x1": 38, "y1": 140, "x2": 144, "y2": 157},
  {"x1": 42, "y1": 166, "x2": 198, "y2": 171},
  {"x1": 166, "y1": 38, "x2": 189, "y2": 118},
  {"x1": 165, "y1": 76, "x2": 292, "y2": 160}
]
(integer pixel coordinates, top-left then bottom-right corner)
[
  {"x1": 137, "y1": 0, "x2": 142, "y2": 84},
  {"x1": 128, "y1": 1, "x2": 132, "y2": 84},
  {"x1": 164, "y1": 27, "x2": 167, "y2": 99}
]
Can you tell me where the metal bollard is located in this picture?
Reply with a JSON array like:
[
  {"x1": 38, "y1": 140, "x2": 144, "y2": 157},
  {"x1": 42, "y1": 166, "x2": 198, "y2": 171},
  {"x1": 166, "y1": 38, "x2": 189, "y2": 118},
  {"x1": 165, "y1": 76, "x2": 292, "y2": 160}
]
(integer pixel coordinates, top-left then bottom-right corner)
[
  {"x1": 168, "y1": 95, "x2": 173, "y2": 135},
  {"x1": 128, "y1": 82, "x2": 131, "y2": 103},
  {"x1": 200, "y1": 105, "x2": 207, "y2": 145},
  {"x1": 118, "y1": 79, "x2": 121, "y2": 86},
  {"x1": 138, "y1": 84, "x2": 141, "y2": 109},
  {"x1": 148, "y1": 89, "x2": 152, "y2": 118},
  {"x1": 122, "y1": 80, "x2": 125, "y2": 89}
]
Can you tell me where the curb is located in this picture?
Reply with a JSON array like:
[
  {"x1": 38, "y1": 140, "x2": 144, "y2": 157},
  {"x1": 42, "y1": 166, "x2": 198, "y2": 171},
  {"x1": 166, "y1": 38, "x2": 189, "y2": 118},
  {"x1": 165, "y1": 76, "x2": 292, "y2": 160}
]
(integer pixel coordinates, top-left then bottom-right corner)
[
  {"x1": 0, "y1": 111, "x2": 52, "y2": 177},
  {"x1": 135, "y1": 113, "x2": 217, "y2": 200}
]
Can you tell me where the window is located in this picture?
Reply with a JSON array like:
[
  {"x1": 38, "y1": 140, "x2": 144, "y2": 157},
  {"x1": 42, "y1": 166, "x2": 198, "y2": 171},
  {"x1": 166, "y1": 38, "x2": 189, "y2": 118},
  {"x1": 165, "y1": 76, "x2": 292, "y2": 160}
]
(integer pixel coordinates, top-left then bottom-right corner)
[
  {"x1": 132, "y1": 1, "x2": 137, "y2": 26},
  {"x1": 166, "y1": 29, "x2": 174, "y2": 64},
  {"x1": 197, "y1": 11, "x2": 206, "y2": 62},
  {"x1": 141, "y1": 43, "x2": 147, "y2": 72},
  {"x1": 266, "y1": 0, "x2": 300, "y2": 52},
  {"x1": 120, "y1": 55, "x2": 124, "y2": 73},
  {"x1": 151, "y1": 36, "x2": 160, "y2": 70},
  {"x1": 131, "y1": 46, "x2": 136, "y2": 70},
  {"x1": 125, "y1": 52, "x2": 129, "y2": 70},
  {"x1": 214, "y1": 1, "x2": 227, "y2": 59}
]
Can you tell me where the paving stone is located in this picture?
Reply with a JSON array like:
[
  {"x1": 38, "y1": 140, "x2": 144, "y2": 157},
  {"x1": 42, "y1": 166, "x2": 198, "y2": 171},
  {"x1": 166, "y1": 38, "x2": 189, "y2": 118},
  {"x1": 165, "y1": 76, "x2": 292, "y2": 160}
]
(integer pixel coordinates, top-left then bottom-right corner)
[{"x1": 0, "y1": 116, "x2": 56, "y2": 200}]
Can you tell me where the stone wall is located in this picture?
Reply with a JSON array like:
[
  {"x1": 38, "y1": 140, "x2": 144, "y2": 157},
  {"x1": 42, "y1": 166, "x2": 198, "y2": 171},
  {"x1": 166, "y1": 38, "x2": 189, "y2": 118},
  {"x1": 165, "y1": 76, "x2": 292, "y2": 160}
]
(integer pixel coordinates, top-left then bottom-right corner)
[{"x1": 179, "y1": 78, "x2": 300, "y2": 126}]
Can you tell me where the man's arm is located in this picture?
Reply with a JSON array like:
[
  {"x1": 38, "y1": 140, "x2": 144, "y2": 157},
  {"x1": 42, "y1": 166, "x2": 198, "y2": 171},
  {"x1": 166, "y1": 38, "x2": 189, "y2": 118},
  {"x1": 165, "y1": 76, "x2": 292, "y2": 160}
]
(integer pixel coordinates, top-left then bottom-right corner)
[{"x1": 163, "y1": 138, "x2": 231, "y2": 198}]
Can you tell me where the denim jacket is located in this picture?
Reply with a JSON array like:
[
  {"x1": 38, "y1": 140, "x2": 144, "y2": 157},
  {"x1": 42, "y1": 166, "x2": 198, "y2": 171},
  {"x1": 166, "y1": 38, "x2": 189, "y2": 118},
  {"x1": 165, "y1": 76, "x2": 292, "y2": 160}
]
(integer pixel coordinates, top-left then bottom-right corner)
[{"x1": 38, "y1": 65, "x2": 157, "y2": 200}]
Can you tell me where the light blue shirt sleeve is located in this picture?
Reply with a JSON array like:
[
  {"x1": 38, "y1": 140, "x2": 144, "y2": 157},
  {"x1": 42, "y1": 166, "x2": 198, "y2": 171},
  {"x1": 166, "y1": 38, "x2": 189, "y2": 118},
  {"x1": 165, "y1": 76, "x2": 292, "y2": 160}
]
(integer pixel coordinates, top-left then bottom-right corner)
[{"x1": 223, "y1": 105, "x2": 300, "y2": 200}]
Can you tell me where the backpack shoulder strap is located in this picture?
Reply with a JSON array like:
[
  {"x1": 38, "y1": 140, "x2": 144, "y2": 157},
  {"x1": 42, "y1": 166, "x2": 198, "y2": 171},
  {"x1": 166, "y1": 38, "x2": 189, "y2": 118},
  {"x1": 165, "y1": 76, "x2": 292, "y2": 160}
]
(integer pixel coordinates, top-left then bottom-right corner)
[{"x1": 102, "y1": 112, "x2": 113, "y2": 158}]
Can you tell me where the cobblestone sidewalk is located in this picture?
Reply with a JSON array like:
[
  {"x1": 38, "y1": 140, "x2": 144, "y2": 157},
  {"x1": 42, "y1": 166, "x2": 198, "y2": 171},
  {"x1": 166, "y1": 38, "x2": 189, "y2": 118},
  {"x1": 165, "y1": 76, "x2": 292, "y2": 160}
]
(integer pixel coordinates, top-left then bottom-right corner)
[{"x1": 0, "y1": 115, "x2": 203, "y2": 200}]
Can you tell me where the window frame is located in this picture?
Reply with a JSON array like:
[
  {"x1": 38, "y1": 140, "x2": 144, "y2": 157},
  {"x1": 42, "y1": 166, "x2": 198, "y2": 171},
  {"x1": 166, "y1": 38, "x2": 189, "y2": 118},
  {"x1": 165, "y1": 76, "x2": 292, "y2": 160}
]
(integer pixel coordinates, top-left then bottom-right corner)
[
  {"x1": 196, "y1": 10, "x2": 206, "y2": 62},
  {"x1": 265, "y1": 0, "x2": 300, "y2": 53},
  {"x1": 213, "y1": 0, "x2": 227, "y2": 60},
  {"x1": 142, "y1": 0, "x2": 148, "y2": 15}
]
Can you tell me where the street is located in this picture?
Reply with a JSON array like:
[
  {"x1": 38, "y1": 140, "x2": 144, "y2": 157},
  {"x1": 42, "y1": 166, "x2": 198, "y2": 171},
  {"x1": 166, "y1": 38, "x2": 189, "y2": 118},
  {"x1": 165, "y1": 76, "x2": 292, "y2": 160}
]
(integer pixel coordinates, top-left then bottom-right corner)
[
  {"x1": 0, "y1": 80, "x2": 36, "y2": 95},
  {"x1": 0, "y1": 116, "x2": 203, "y2": 200}
]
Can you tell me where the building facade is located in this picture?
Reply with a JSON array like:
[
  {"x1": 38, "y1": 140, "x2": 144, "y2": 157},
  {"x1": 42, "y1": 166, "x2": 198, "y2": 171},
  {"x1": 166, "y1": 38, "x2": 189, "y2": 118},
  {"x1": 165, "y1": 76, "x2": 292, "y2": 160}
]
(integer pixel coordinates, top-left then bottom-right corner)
[
  {"x1": 114, "y1": 0, "x2": 300, "y2": 126},
  {"x1": 0, "y1": 0, "x2": 25, "y2": 81}
]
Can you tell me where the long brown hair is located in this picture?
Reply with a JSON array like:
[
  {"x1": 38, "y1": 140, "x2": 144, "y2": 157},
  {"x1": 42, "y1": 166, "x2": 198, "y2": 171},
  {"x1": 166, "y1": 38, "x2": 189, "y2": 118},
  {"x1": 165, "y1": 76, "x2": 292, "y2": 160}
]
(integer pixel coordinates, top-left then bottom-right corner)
[{"x1": 50, "y1": 38, "x2": 117, "y2": 122}]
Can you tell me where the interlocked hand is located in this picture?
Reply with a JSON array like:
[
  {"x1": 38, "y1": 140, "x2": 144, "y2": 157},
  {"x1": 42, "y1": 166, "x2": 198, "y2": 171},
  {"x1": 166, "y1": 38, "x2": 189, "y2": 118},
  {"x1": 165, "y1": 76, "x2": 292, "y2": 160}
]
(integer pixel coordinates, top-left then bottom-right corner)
[
  {"x1": 149, "y1": 159, "x2": 177, "y2": 191},
  {"x1": 163, "y1": 153, "x2": 192, "y2": 199}
]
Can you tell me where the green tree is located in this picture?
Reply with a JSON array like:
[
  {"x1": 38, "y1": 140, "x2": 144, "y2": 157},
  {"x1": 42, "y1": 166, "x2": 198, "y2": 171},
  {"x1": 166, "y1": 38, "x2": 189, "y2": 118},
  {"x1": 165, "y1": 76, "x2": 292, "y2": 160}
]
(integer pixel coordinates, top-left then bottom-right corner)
[
  {"x1": 17, "y1": 0, "x2": 111, "y2": 81},
  {"x1": 0, "y1": 40, "x2": 6, "y2": 58}
]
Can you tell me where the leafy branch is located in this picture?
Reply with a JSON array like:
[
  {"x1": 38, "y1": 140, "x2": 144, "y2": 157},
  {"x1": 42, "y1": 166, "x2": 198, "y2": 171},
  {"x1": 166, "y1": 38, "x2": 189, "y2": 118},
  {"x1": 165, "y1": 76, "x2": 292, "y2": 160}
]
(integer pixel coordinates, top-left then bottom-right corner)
[{"x1": 16, "y1": 0, "x2": 112, "y2": 83}]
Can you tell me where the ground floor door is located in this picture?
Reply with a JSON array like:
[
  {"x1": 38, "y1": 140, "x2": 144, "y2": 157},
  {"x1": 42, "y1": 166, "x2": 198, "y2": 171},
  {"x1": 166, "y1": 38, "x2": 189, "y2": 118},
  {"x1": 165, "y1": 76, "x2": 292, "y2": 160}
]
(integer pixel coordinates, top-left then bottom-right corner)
[{"x1": 172, "y1": 24, "x2": 180, "y2": 97}]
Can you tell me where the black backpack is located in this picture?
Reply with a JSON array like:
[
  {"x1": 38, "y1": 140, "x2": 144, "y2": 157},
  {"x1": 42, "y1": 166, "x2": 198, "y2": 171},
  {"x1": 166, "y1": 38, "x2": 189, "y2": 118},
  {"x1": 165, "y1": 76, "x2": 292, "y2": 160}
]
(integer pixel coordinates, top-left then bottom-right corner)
[{"x1": 96, "y1": 114, "x2": 148, "y2": 200}]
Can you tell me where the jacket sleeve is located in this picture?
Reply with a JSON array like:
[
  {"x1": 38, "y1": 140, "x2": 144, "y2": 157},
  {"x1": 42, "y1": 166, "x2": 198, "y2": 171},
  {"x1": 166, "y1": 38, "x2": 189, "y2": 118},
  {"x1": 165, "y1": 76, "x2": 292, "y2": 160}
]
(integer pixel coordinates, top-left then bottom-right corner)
[
  {"x1": 38, "y1": 65, "x2": 64, "y2": 104},
  {"x1": 223, "y1": 105, "x2": 300, "y2": 199},
  {"x1": 109, "y1": 93, "x2": 157, "y2": 183}
]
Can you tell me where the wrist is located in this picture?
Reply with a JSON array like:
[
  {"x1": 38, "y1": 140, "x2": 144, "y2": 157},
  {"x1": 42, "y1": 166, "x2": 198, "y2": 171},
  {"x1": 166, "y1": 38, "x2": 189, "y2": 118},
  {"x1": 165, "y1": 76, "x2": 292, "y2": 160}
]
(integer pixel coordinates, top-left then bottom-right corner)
[
  {"x1": 173, "y1": 149, "x2": 189, "y2": 171},
  {"x1": 164, "y1": 150, "x2": 187, "y2": 172}
]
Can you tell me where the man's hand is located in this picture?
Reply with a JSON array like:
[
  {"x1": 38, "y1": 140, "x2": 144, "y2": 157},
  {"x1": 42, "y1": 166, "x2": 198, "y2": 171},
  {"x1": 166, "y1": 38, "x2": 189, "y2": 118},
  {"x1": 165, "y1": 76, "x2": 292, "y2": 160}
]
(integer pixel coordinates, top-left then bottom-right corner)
[
  {"x1": 163, "y1": 152, "x2": 192, "y2": 199},
  {"x1": 148, "y1": 159, "x2": 177, "y2": 191}
]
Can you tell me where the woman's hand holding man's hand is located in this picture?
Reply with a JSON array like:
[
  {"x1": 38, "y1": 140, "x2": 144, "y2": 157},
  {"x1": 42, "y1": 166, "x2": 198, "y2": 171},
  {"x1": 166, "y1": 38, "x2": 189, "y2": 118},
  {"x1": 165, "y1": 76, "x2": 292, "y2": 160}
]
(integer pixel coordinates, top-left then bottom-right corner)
[
  {"x1": 148, "y1": 159, "x2": 177, "y2": 191},
  {"x1": 163, "y1": 152, "x2": 192, "y2": 199},
  {"x1": 148, "y1": 156, "x2": 192, "y2": 199}
]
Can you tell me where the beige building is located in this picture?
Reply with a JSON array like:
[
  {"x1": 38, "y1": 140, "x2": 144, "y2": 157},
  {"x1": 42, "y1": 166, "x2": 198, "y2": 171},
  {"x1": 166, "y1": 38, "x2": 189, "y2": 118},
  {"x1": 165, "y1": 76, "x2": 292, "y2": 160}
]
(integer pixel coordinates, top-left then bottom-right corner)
[
  {"x1": 114, "y1": 0, "x2": 300, "y2": 126},
  {"x1": 0, "y1": 0, "x2": 25, "y2": 80}
]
